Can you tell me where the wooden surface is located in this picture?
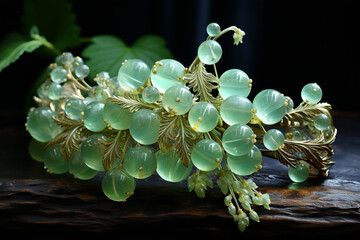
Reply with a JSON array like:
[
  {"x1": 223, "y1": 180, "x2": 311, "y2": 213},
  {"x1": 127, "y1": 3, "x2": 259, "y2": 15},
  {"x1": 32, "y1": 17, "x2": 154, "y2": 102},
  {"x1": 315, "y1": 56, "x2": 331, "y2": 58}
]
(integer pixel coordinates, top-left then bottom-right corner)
[{"x1": 1, "y1": 113, "x2": 360, "y2": 238}]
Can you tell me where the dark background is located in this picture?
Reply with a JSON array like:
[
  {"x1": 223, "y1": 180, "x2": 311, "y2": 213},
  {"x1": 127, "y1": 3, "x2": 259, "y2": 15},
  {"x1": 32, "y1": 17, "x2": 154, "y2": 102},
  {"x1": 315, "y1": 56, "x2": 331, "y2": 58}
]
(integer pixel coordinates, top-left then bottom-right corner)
[{"x1": 1, "y1": 0, "x2": 359, "y2": 119}]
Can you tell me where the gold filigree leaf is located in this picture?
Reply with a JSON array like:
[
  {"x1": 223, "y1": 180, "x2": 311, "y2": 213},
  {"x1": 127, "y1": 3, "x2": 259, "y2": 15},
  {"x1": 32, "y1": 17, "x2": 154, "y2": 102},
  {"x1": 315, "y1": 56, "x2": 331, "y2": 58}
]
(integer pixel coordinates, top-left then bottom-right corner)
[{"x1": 108, "y1": 93, "x2": 159, "y2": 113}]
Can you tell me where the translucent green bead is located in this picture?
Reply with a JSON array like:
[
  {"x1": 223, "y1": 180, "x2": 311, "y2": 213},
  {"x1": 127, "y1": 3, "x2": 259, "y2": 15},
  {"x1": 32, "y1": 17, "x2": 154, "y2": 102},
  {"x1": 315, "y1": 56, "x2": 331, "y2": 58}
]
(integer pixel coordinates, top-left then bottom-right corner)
[
  {"x1": 95, "y1": 72, "x2": 111, "y2": 87},
  {"x1": 117, "y1": 59, "x2": 150, "y2": 92},
  {"x1": 94, "y1": 86, "x2": 111, "y2": 102},
  {"x1": 150, "y1": 59, "x2": 185, "y2": 93},
  {"x1": 263, "y1": 129, "x2": 285, "y2": 150},
  {"x1": 123, "y1": 146, "x2": 157, "y2": 179},
  {"x1": 285, "y1": 127, "x2": 309, "y2": 141},
  {"x1": 206, "y1": 22, "x2": 221, "y2": 37},
  {"x1": 220, "y1": 96, "x2": 253, "y2": 125},
  {"x1": 44, "y1": 144, "x2": 69, "y2": 174},
  {"x1": 218, "y1": 69, "x2": 252, "y2": 99},
  {"x1": 288, "y1": 162, "x2": 309, "y2": 183},
  {"x1": 227, "y1": 146, "x2": 262, "y2": 176},
  {"x1": 37, "y1": 80, "x2": 52, "y2": 98},
  {"x1": 69, "y1": 149, "x2": 97, "y2": 180},
  {"x1": 26, "y1": 107, "x2": 61, "y2": 142},
  {"x1": 47, "y1": 83, "x2": 63, "y2": 100},
  {"x1": 28, "y1": 139, "x2": 46, "y2": 162},
  {"x1": 188, "y1": 102, "x2": 219, "y2": 132},
  {"x1": 83, "y1": 101, "x2": 106, "y2": 132},
  {"x1": 162, "y1": 85, "x2": 193, "y2": 115},
  {"x1": 314, "y1": 113, "x2": 330, "y2": 130},
  {"x1": 142, "y1": 86, "x2": 160, "y2": 103},
  {"x1": 129, "y1": 109, "x2": 160, "y2": 145},
  {"x1": 102, "y1": 168, "x2": 136, "y2": 202},
  {"x1": 198, "y1": 40, "x2": 222, "y2": 65},
  {"x1": 285, "y1": 96, "x2": 294, "y2": 112},
  {"x1": 156, "y1": 148, "x2": 192, "y2": 182},
  {"x1": 65, "y1": 99, "x2": 86, "y2": 120},
  {"x1": 191, "y1": 139, "x2": 222, "y2": 171},
  {"x1": 253, "y1": 89, "x2": 286, "y2": 125},
  {"x1": 58, "y1": 52, "x2": 73, "y2": 66},
  {"x1": 103, "y1": 101, "x2": 133, "y2": 130},
  {"x1": 75, "y1": 64, "x2": 90, "y2": 78},
  {"x1": 50, "y1": 66, "x2": 68, "y2": 84},
  {"x1": 81, "y1": 134, "x2": 107, "y2": 171},
  {"x1": 222, "y1": 123, "x2": 255, "y2": 156},
  {"x1": 301, "y1": 83, "x2": 322, "y2": 104}
]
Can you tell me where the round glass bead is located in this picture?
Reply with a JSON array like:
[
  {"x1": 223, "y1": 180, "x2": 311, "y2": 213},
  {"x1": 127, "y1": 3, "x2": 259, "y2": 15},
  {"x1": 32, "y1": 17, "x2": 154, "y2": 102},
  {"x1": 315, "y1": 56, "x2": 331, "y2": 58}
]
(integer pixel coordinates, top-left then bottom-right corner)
[
  {"x1": 301, "y1": 83, "x2": 322, "y2": 104},
  {"x1": 286, "y1": 127, "x2": 309, "y2": 141},
  {"x1": 156, "y1": 148, "x2": 192, "y2": 182},
  {"x1": 218, "y1": 69, "x2": 251, "y2": 99},
  {"x1": 263, "y1": 129, "x2": 285, "y2": 150},
  {"x1": 94, "y1": 86, "x2": 111, "y2": 102},
  {"x1": 117, "y1": 59, "x2": 150, "y2": 92},
  {"x1": 227, "y1": 145, "x2": 262, "y2": 176},
  {"x1": 220, "y1": 96, "x2": 253, "y2": 125},
  {"x1": 71, "y1": 56, "x2": 84, "y2": 70},
  {"x1": 69, "y1": 149, "x2": 97, "y2": 180},
  {"x1": 59, "y1": 52, "x2": 74, "y2": 66},
  {"x1": 26, "y1": 107, "x2": 61, "y2": 142},
  {"x1": 288, "y1": 162, "x2": 309, "y2": 183},
  {"x1": 44, "y1": 144, "x2": 69, "y2": 174},
  {"x1": 191, "y1": 139, "x2": 223, "y2": 171},
  {"x1": 150, "y1": 59, "x2": 185, "y2": 93},
  {"x1": 198, "y1": 40, "x2": 222, "y2": 65},
  {"x1": 285, "y1": 96, "x2": 294, "y2": 112},
  {"x1": 65, "y1": 99, "x2": 86, "y2": 120},
  {"x1": 50, "y1": 66, "x2": 68, "y2": 84},
  {"x1": 75, "y1": 64, "x2": 90, "y2": 78},
  {"x1": 162, "y1": 85, "x2": 193, "y2": 115},
  {"x1": 253, "y1": 89, "x2": 286, "y2": 125},
  {"x1": 129, "y1": 109, "x2": 160, "y2": 145},
  {"x1": 102, "y1": 168, "x2": 136, "y2": 202},
  {"x1": 28, "y1": 139, "x2": 46, "y2": 162},
  {"x1": 80, "y1": 134, "x2": 107, "y2": 171},
  {"x1": 222, "y1": 123, "x2": 254, "y2": 156},
  {"x1": 95, "y1": 71, "x2": 111, "y2": 87},
  {"x1": 188, "y1": 102, "x2": 219, "y2": 132},
  {"x1": 142, "y1": 86, "x2": 160, "y2": 103},
  {"x1": 83, "y1": 101, "x2": 106, "y2": 132},
  {"x1": 37, "y1": 80, "x2": 52, "y2": 98},
  {"x1": 314, "y1": 113, "x2": 330, "y2": 130},
  {"x1": 103, "y1": 101, "x2": 133, "y2": 130},
  {"x1": 123, "y1": 146, "x2": 157, "y2": 179},
  {"x1": 47, "y1": 83, "x2": 63, "y2": 100},
  {"x1": 206, "y1": 22, "x2": 221, "y2": 37}
]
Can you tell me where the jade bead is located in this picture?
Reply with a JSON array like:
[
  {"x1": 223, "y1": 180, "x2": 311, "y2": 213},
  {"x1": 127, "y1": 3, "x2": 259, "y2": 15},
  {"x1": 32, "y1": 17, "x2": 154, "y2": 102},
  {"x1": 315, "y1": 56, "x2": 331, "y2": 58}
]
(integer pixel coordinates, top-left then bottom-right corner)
[
  {"x1": 219, "y1": 69, "x2": 251, "y2": 99},
  {"x1": 253, "y1": 89, "x2": 286, "y2": 125},
  {"x1": 28, "y1": 139, "x2": 46, "y2": 162},
  {"x1": 65, "y1": 99, "x2": 86, "y2": 120},
  {"x1": 103, "y1": 101, "x2": 133, "y2": 130},
  {"x1": 26, "y1": 107, "x2": 61, "y2": 142},
  {"x1": 94, "y1": 86, "x2": 111, "y2": 102},
  {"x1": 156, "y1": 148, "x2": 192, "y2": 182},
  {"x1": 83, "y1": 101, "x2": 107, "y2": 132},
  {"x1": 162, "y1": 85, "x2": 193, "y2": 115},
  {"x1": 220, "y1": 95, "x2": 253, "y2": 125},
  {"x1": 188, "y1": 102, "x2": 219, "y2": 132},
  {"x1": 102, "y1": 168, "x2": 136, "y2": 202},
  {"x1": 129, "y1": 109, "x2": 160, "y2": 145},
  {"x1": 285, "y1": 96, "x2": 294, "y2": 112},
  {"x1": 222, "y1": 123, "x2": 254, "y2": 156},
  {"x1": 69, "y1": 150, "x2": 97, "y2": 180},
  {"x1": 75, "y1": 64, "x2": 90, "y2": 78},
  {"x1": 142, "y1": 86, "x2": 160, "y2": 103},
  {"x1": 286, "y1": 127, "x2": 309, "y2": 141},
  {"x1": 191, "y1": 139, "x2": 223, "y2": 171},
  {"x1": 47, "y1": 83, "x2": 63, "y2": 100},
  {"x1": 117, "y1": 59, "x2": 150, "y2": 92},
  {"x1": 50, "y1": 66, "x2": 68, "y2": 84},
  {"x1": 288, "y1": 162, "x2": 309, "y2": 183},
  {"x1": 206, "y1": 22, "x2": 221, "y2": 37},
  {"x1": 37, "y1": 80, "x2": 52, "y2": 98},
  {"x1": 263, "y1": 129, "x2": 285, "y2": 150},
  {"x1": 150, "y1": 59, "x2": 185, "y2": 93},
  {"x1": 44, "y1": 144, "x2": 69, "y2": 174},
  {"x1": 95, "y1": 71, "x2": 111, "y2": 87},
  {"x1": 81, "y1": 134, "x2": 107, "y2": 171},
  {"x1": 314, "y1": 113, "x2": 330, "y2": 130},
  {"x1": 198, "y1": 40, "x2": 222, "y2": 65},
  {"x1": 123, "y1": 146, "x2": 157, "y2": 179},
  {"x1": 301, "y1": 83, "x2": 322, "y2": 104},
  {"x1": 227, "y1": 146, "x2": 262, "y2": 176}
]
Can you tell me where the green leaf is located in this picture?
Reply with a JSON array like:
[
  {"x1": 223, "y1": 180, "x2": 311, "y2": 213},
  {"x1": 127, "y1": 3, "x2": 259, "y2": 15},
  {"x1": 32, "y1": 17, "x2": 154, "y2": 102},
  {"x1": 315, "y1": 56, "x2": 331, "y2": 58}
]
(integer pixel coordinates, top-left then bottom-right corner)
[
  {"x1": 82, "y1": 35, "x2": 172, "y2": 80},
  {"x1": 22, "y1": 0, "x2": 81, "y2": 51},
  {"x1": 0, "y1": 33, "x2": 44, "y2": 73}
]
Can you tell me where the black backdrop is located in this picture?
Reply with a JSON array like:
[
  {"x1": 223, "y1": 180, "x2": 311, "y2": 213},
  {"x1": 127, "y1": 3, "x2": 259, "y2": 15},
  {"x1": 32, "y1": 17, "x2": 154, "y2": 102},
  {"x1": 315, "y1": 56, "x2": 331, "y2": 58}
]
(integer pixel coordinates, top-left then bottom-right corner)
[{"x1": 1, "y1": 0, "x2": 359, "y2": 115}]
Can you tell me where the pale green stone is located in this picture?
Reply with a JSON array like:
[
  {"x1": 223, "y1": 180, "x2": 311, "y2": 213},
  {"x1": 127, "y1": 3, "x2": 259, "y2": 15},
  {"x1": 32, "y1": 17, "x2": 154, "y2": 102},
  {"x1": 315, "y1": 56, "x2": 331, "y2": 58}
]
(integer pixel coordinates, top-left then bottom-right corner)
[
  {"x1": 222, "y1": 123, "x2": 254, "y2": 156},
  {"x1": 26, "y1": 107, "x2": 61, "y2": 143},
  {"x1": 220, "y1": 95, "x2": 253, "y2": 125},
  {"x1": 286, "y1": 127, "x2": 309, "y2": 141},
  {"x1": 288, "y1": 162, "x2": 309, "y2": 182},
  {"x1": 301, "y1": 83, "x2": 322, "y2": 104},
  {"x1": 285, "y1": 96, "x2": 294, "y2": 112},
  {"x1": 48, "y1": 82, "x2": 63, "y2": 101},
  {"x1": 44, "y1": 144, "x2": 69, "y2": 174},
  {"x1": 65, "y1": 99, "x2": 86, "y2": 120},
  {"x1": 188, "y1": 102, "x2": 219, "y2": 132},
  {"x1": 150, "y1": 59, "x2": 185, "y2": 93},
  {"x1": 37, "y1": 80, "x2": 52, "y2": 98},
  {"x1": 50, "y1": 66, "x2": 67, "y2": 83},
  {"x1": 103, "y1": 101, "x2": 133, "y2": 130},
  {"x1": 314, "y1": 113, "x2": 330, "y2": 130},
  {"x1": 263, "y1": 129, "x2": 285, "y2": 150},
  {"x1": 81, "y1": 134, "x2": 107, "y2": 171},
  {"x1": 227, "y1": 146, "x2": 262, "y2": 176},
  {"x1": 142, "y1": 86, "x2": 160, "y2": 103},
  {"x1": 102, "y1": 168, "x2": 136, "y2": 202},
  {"x1": 219, "y1": 69, "x2": 251, "y2": 99},
  {"x1": 117, "y1": 59, "x2": 150, "y2": 91},
  {"x1": 198, "y1": 40, "x2": 222, "y2": 65},
  {"x1": 69, "y1": 149, "x2": 97, "y2": 180},
  {"x1": 191, "y1": 139, "x2": 223, "y2": 171},
  {"x1": 162, "y1": 85, "x2": 193, "y2": 115},
  {"x1": 129, "y1": 109, "x2": 160, "y2": 145},
  {"x1": 253, "y1": 89, "x2": 286, "y2": 125},
  {"x1": 123, "y1": 146, "x2": 157, "y2": 179},
  {"x1": 75, "y1": 64, "x2": 90, "y2": 78},
  {"x1": 206, "y1": 22, "x2": 221, "y2": 37},
  {"x1": 28, "y1": 139, "x2": 46, "y2": 162},
  {"x1": 83, "y1": 101, "x2": 106, "y2": 132},
  {"x1": 94, "y1": 86, "x2": 111, "y2": 102}
]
